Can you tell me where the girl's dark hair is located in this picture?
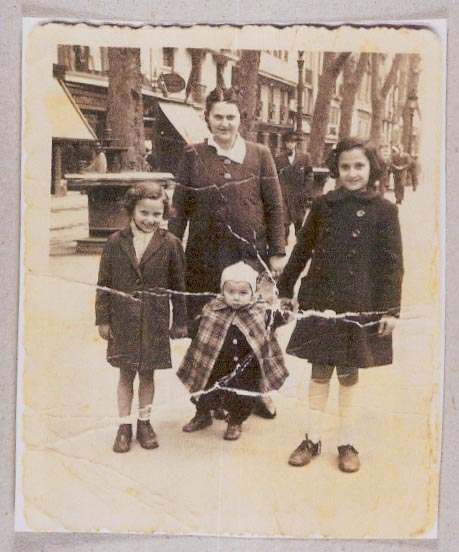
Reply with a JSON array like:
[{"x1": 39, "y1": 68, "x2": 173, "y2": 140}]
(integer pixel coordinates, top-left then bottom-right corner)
[
  {"x1": 205, "y1": 87, "x2": 240, "y2": 117},
  {"x1": 123, "y1": 182, "x2": 169, "y2": 219},
  {"x1": 326, "y1": 137, "x2": 384, "y2": 188}
]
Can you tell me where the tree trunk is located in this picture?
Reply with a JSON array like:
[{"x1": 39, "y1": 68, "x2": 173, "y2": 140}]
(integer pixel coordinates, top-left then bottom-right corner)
[
  {"x1": 309, "y1": 52, "x2": 351, "y2": 165},
  {"x1": 338, "y1": 53, "x2": 369, "y2": 140},
  {"x1": 369, "y1": 53, "x2": 402, "y2": 145},
  {"x1": 107, "y1": 48, "x2": 146, "y2": 171},
  {"x1": 401, "y1": 53, "x2": 421, "y2": 150},
  {"x1": 185, "y1": 49, "x2": 203, "y2": 103},
  {"x1": 232, "y1": 50, "x2": 261, "y2": 141}
]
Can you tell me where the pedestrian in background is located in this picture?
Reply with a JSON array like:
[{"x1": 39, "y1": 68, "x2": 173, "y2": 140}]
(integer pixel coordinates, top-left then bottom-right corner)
[
  {"x1": 277, "y1": 137, "x2": 403, "y2": 473},
  {"x1": 169, "y1": 87, "x2": 286, "y2": 420},
  {"x1": 378, "y1": 143, "x2": 392, "y2": 197},
  {"x1": 177, "y1": 262, "x2": 289, "y2": 441},
  {"x1": 96, "y1": 182, "x2": 187, "y2": 453},
  {"x1": 391, "y1": 144, "x2": 411, "y2": 204},
  {"x1": 275, "y1": 131, "x2": 314, "y2": 241}
]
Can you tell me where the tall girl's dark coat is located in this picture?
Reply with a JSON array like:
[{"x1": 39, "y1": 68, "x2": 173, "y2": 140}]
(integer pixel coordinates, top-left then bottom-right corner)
[
  {"x1": 168, "y1": 140, "x2": 285, "y2": 321},
  {"x1": 277, "y1": 187, "x2": 404, "y2": 368},
  {"x1": 95, "y1": 227, "x2": 187, "y2": 372}
]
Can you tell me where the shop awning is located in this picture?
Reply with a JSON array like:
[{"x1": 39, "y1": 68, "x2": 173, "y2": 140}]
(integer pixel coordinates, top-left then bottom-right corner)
[
  {"x1": 158, "y1": 101, "x2": 210, "y2": 144},
  {"x1": 48, "y1": 78, "x2": 97, "y2": 141}
]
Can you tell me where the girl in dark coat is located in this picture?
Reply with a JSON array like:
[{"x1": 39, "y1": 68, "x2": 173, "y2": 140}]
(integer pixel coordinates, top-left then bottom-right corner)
[
  {"x1": 277, "y1": 137, "x2": 403, "y2": 473},
  {"x1": 96, "y1": 182, "x2": 187, "y2": 453}
]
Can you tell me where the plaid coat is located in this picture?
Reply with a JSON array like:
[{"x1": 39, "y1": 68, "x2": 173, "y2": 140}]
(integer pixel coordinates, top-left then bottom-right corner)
[{"x1": 177, "y1": 298, "x2": 289, "y2": 393}]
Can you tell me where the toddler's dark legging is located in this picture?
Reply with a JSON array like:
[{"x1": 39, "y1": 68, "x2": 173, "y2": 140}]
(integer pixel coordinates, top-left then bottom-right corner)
[{"x1": 194, "y1": 359, "x2": 260, "y2": 424}]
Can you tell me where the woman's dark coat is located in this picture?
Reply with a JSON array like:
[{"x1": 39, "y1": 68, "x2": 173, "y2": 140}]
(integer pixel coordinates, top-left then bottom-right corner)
[
  {"x1": 277, "y1": 187, "x2": 404, "y2": 368},
  {"x1": 168, "y1": 140, "x2": 285, "y2": 321},
  {"x1": 96, "y1": 227, "x2": 187, "y2": 372}
]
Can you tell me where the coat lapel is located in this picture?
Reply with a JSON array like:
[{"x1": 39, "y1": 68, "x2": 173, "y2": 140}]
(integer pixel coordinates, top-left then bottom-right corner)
[
  {"x1": 119, "y1": 227, "x2": 142, "y2": 278},
  {"x1": 139, "y1": 228, "x2": 167, "y2": 269}
]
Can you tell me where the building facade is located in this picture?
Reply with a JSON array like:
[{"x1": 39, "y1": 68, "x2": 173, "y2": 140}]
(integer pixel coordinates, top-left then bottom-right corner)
[{"x1": 51, "y1": 46, "x2": 419, "y2": 193}]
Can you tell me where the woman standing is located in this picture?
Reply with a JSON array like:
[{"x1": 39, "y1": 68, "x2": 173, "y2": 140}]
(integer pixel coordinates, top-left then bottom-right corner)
[
  {"x1": 168, "y1": 87, "x2": 286, "y2": 420},
  {"x1": 168, "y1": 87, "x2": 285, "y2": 322}
]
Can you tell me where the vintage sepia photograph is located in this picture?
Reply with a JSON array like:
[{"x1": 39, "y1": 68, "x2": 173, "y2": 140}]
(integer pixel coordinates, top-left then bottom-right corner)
[{"x1": 18, "y1": 20, "x2": 444, "y2": 538}]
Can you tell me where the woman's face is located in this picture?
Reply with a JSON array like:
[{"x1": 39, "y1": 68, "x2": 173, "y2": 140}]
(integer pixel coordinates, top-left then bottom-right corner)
[
  {"x1": 207, "y1": 101, "x2": 241, "y2": 148},
  {"x1": 338, "y1": 147, "x2": 371, "y2": 192},
  {"x1": 132, "y1": 198, "x2": 164, "y2": 233}
]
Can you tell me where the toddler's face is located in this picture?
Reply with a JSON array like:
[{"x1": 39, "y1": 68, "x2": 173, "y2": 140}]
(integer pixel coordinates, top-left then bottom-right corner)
[
  {"x1": 338, "y1": 147, "x2": 371, "y2": 192},
  {"x1": 222, "y1": 281, "x2": 253, "y2": 309},
  {"x1": 132, "y1": 198, "x2": 164, "y2": 233}
]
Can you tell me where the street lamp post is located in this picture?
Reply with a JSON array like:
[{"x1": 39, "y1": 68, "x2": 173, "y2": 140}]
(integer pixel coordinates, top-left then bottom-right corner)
[{"x1": 296, "y1": 51, "x2": 305, "y2": 152}]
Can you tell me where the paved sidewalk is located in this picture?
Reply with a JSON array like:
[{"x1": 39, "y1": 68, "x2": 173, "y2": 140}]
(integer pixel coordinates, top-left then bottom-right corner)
[{"x1": 20, "y1": 183, "x2": 441, "y2": 537}]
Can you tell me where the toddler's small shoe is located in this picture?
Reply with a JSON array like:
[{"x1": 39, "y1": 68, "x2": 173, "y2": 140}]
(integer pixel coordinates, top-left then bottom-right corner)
[
  {"x1": 182, "y1": 411, "x2": 213, "y2": 432},
  {"x1": 288, "y1": 434, "x2": 321, "y2": 466},
  {"x1": 338, "y1": 445, "x2": 360, "y2": 472},
  {"x1": 136, "y1": 419, "x2": 159, "y2": 449},
  {"x1": 252, "y1": 396, "x2": 277, "y2": 419},
  {"x1": 213, "y1": 408, "x2": 228, "y2": 421},
  {"x1": 113, "y1": 424, "x2": 132, "y2": 453},
  {"x1": 223, "y1": 423, "x2": 242, "y2": 441}
]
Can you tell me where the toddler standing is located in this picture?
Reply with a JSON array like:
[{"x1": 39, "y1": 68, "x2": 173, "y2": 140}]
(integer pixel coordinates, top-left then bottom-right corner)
[{"x1": 177, "y1": 262, "x2": 289, "y2": 441}]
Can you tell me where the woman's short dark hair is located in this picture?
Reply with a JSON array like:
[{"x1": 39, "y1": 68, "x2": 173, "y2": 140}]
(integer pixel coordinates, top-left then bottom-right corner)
[
  {"x1": 326, "y1": 137, "x2": 384, "y2": 188},
  {"x1": 205, "y1": 87, "x2": 240, "y2": 116},
  {"x1": 123, "y1": 181, "x2": 169, "y2": 219}
]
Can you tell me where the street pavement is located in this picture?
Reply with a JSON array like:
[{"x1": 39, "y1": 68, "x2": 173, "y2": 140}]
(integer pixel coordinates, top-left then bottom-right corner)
[{"x1": 20, "y1": 183, "x2": 441, "y2": 537}]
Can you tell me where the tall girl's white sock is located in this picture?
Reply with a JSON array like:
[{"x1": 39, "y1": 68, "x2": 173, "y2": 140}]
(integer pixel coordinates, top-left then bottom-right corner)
[
  {"x1": 307, "y1": 380, "x2": 330, "y2": 444},
  {"x1": 338, "y1": 383, "x2": 358, "y2": 447}
]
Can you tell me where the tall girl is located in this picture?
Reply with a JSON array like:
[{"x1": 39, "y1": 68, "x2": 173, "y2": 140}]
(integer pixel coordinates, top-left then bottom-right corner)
[
  {"x1": 96, "y1": 182, "x2": 187, "y2": 453},
  {"x1": 277, "y1": 137, "x2": 403, "y2": 472}
]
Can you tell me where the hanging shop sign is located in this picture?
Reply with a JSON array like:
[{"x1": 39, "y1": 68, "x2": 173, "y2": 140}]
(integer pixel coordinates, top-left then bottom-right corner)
[{"x1": 160, "y1": 73, "x2": 186, "y2": 94}]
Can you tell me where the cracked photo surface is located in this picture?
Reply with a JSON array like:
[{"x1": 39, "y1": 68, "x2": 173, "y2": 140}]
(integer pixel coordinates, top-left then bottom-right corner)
[{"x1": 17, "y1": 20, "x2": 444, "y2": 538}]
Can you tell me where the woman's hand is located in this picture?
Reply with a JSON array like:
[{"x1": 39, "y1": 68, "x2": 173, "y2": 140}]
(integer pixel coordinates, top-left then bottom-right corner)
[
  {"x1": 378, "y1": 315, "x2": 397, "y2": 337},
  {"x1": 170, "y1": 323, "x2": 188, "y2": 339},
  {"x1": 269, "y1": 255, "x2": 285, "y2": 278},
  {"x1": 279, "y1": 297, "x2": 297, "y2": 323},
  {"x1": 98, "y1": 324, "x2": 111, "y2": 341}
]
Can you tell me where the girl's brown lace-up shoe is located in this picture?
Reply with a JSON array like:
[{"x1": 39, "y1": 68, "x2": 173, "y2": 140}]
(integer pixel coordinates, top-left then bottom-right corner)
[
  {"x1": 288, "y1": 434, "x2": 321, "y2": 466},
  {"x1": 136, "y1": 419, "x2": 159, "y2": 449},
  {"x1": 337, "y1": 445, "x2": 360, "y2": 472},
  {"x1": 113, "y1": 424, "x2": 132, "y2": 453}
]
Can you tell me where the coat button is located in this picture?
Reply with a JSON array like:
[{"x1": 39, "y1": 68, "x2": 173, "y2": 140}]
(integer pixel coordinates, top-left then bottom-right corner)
[
  {"x1": 232, "y1": 339, "x2": 238, "y2": 345},
  {"x1": 356, "y1": 209, "x2": 366, "y2": 217},
  {"x1": 352, "y1": 229, "x2": 361, "y2": 238},
  {"x1": 349, "y1": 249, "x2": 356, "y2": 256},
  {"x1": 223, "y1": 158, "x2": 231, "y2": 165},
  {"x1": 224, "y1": 173, "x2": 232, "y2": 180},
  {"x1": 135, "y1": 279, "x2": 143, "y2": 286},
  {"x1": 233, "y1": 356, "x2": 239, "y2": 362}
]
